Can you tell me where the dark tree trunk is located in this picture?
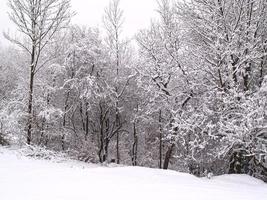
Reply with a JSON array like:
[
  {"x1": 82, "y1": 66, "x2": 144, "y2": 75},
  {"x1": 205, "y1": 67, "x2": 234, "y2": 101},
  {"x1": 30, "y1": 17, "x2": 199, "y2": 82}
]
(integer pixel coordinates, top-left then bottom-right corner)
[
  {"x1": 0, "y1": 123, "x2": 8, "y2": 146},
  {"x1": 98, "y1": 118, "x2": 104, "y2": 163},
  {"x1": 27, "y1": 45, "x2": 36, "y2": 145},
  {"x1": 103, "y1": 138, "x2": 110, "y2": 163},
  {"x1": 243, "y1": 64, "x2": 251, "y2": 91},
  {"x1": 116, "y1": 132, "x2": 120, "y2": 164},
  {"x1": 131, "y1": 122, "x2": 138, "y2": 166},
  {"x1": 159, "y1": 110, "x2": 163, "y2": 169},
  {"x1": 98, "y1": 104, "x2": 104, "y2": 163},
  {"x1": 85, "y1": 102, "x2": 89, "y2": 140},
  {"x1": 62, "y1": 93, "x2": 69, "y2": 150},
  {"x1": 61, "y1": 134, "x2": 65, "y2": 151},
  {"x1": 115, "y1": 108, "x2": 120, "y2": 164},
  {"x1": 80, "y1": 102, "x2": 85, "y2": 132},
  {"x1": 163, "y1": 144, "x2": 175, "y2": 170}
]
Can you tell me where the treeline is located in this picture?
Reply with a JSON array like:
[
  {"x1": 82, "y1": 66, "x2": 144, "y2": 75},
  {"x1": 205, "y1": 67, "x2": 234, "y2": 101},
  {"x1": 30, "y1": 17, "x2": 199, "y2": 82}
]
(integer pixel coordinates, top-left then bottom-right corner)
[{"x1": 0, "y1": 0, "x2": 266, "y2": 182}]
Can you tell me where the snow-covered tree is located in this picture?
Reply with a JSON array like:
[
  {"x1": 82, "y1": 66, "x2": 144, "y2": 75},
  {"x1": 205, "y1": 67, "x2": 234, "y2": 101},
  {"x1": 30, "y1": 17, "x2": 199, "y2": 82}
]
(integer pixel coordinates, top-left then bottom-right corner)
[{"x1": 5, "y1": 0, "x2": 72, "y2": 144}]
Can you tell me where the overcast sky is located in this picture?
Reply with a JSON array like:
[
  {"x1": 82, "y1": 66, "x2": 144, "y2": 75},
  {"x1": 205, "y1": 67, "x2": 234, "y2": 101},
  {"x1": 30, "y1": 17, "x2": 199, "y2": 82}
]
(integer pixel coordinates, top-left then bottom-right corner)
[{"x1": 0, "y1": 0, "x2": 158, "y2": 45}]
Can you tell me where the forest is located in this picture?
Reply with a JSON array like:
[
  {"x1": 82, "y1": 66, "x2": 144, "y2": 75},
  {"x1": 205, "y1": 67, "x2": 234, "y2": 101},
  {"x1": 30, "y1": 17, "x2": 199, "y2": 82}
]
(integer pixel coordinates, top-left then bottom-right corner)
[{"x1": 0, "y1": 0, "x2": 266, "y2": 182}]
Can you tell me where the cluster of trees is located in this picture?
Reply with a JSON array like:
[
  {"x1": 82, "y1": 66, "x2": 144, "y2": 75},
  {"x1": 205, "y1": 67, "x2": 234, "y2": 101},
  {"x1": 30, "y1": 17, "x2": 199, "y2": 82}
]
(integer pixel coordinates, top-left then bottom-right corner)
[{"x1": 0, "y1": 0, "x2": 266, "y2": 181}]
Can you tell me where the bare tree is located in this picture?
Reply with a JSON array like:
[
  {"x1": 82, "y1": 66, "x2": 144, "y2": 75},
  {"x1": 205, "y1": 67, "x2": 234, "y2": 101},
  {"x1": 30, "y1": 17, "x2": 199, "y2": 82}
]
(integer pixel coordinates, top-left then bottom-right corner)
[
  {"x1": 5, "y1": 0, "x2": 72, "y2": 144},
  {"x1": 103, "y1": 0, "x2": 124, "y2": 164}
]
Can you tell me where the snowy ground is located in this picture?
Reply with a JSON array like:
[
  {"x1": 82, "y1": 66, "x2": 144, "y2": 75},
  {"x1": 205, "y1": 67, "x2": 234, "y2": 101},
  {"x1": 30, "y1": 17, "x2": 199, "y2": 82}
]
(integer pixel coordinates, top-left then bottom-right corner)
[{"x1": 0, "y1": 147, "x2": 267, "y2": 200}]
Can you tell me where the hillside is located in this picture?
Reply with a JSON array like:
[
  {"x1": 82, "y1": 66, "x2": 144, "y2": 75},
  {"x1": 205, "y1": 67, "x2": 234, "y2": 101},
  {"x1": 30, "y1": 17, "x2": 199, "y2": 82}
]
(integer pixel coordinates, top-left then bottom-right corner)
[{"x1": 0, "y1": 147, "x2": 267, "y2": 200}]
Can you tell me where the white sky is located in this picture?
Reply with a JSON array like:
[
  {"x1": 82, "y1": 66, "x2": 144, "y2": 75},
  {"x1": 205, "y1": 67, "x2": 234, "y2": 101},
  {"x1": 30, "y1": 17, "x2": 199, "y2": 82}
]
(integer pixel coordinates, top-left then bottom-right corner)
[{"x1": 0, "y1": 0, "x2": 158, "y2": 45}]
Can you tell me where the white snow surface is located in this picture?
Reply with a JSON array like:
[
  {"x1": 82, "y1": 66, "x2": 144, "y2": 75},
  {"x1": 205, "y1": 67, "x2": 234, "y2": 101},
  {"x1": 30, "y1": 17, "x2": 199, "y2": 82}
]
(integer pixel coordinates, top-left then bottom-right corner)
[{"x1": 0, "y1": 147, "x2": 267, "y2": 200}]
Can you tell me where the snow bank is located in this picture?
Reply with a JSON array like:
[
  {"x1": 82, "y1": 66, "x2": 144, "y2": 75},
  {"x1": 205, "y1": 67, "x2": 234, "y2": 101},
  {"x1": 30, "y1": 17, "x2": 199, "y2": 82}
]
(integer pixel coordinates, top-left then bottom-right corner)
[{"x1": 0, "y1": 147, "x2": 266, "y2": 200}]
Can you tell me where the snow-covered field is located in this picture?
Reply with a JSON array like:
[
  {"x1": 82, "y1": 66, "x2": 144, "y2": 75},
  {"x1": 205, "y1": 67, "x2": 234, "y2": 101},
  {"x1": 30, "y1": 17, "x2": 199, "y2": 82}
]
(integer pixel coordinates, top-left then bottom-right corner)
[{"x1": 0, "y1": 147, "x2": 267, "y2": 200}]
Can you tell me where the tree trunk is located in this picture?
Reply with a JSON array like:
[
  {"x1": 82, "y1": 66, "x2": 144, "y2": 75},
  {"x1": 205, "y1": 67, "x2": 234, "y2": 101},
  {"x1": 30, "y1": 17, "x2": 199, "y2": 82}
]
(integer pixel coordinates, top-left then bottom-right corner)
[
  {"x1": 80, "y1": 102, "x2": 85, "y2": 132},
  {"x1": 98, "y1": 105, "x2": 104, "y2": 163},
  {"x1": 27, "y1": 46, "x2": 36, "y2": 145},
  {"x1": 163, "y1": 143, "x2": 175, "y2": 170},
  {"x1": 103, "y1": 138, "x2": 110, "y2": 163},
  {"x1": 62, "y1": 92, "x2": 69, "y2": 150},
  {"x1": 116, "y1": 132, "x2": 120, "y2": 164},
  {"x1": 61, "y1": 134, "x2": 65, "y2": 151},
  {"x1": 115, "y1": 108, "x2": 120, "y2": 164},
  {"x1": 159, "y1": 110, "x2": 163, "y2": 169},
  {"x1": 85, "y1": 102, "x2": 89, "y2": 140},
  {"x1": 131, "y1": 122, "x2": 138, "y2": 166}
]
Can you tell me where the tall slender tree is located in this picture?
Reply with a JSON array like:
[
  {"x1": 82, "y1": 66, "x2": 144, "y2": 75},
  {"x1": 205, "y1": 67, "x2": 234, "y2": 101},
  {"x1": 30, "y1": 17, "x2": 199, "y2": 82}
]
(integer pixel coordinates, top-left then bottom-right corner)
[
  {"x1": 5, "y1": 0, "x2": 72, "y2": 144},
  {"x1": 103, "y1": 0, "x2": 124, "y2": 164}
]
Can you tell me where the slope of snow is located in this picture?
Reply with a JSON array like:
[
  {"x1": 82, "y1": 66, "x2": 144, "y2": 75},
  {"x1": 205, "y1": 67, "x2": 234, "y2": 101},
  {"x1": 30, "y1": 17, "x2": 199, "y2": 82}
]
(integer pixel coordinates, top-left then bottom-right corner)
[{"x1": 0, "y1": 147, "x2": 267, "y2": 200}]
